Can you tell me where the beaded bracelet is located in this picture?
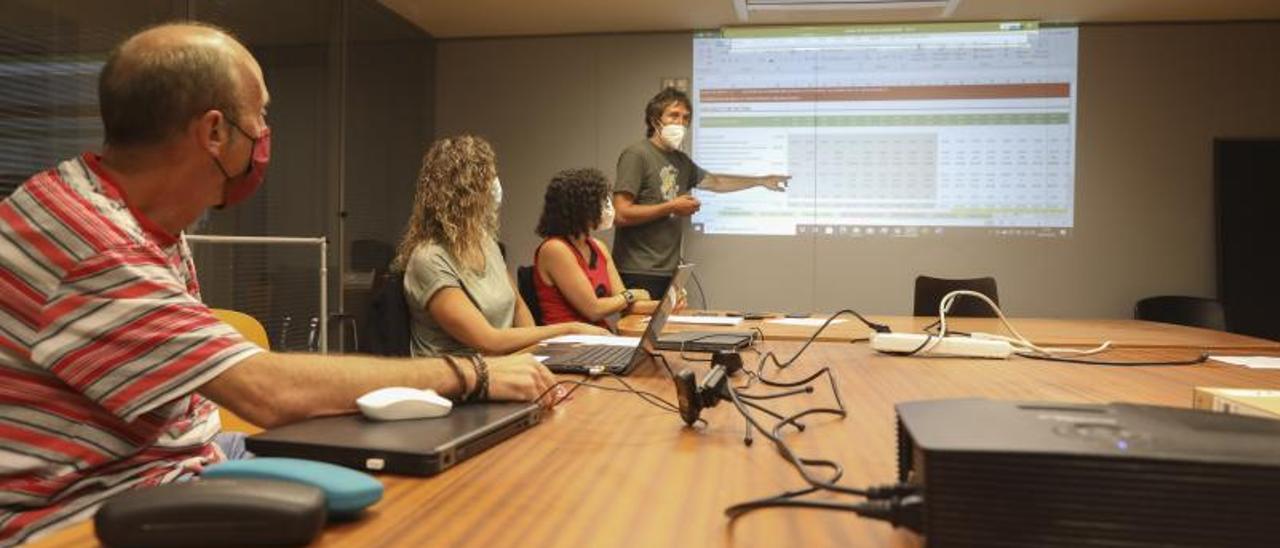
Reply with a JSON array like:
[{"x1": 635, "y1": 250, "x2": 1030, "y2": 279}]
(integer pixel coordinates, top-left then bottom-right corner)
[
  {"x1": 442, "y1": 355, "x2": 471, "y2": 402},
  {"x1": 467, "y1": 354, "x2": 490, "y2": 402}
]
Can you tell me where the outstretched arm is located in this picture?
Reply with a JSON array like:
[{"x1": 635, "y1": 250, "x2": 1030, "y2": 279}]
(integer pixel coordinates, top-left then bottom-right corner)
[{"x1": 697, "y1": 173, "x2": 790, "y2": 193}]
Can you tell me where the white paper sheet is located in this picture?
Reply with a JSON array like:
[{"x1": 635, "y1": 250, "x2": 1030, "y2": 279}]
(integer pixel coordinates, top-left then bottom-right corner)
[
  {"x1": 766, "y1": 318, "x2": 849, "y2": 327},
  {"x1": 1209, "y1": 355, "x2": 1280, "y2": 369},
  {"x1": 665, "y1": 315, "x2": 744, "y2": 326}
]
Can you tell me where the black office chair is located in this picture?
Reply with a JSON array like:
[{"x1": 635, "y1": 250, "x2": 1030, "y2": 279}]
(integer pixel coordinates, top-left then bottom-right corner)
[
  {"x1": 358, "y1": 271, "x2": 413, "y2": 356},
  {"x1": 913, "y1": 275, "x2": 1000, "y2": 317},
  {"x1": 516, "y1": 265, "x2": 544, "y2": 326},
  {"x1": 1134, "y1": 296, "x2": 1226, "y2": 331}
]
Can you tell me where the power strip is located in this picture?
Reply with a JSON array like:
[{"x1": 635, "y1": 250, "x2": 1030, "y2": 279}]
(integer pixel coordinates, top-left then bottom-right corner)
[{"x1": 870, "y1": 332, "x2": 1014, "y2": 359}]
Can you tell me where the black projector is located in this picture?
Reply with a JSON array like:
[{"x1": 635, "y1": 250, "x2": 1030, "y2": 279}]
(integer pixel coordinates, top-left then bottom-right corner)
[{"x1": 895, "y1": 398, "x2": 1280, "y2": 547}]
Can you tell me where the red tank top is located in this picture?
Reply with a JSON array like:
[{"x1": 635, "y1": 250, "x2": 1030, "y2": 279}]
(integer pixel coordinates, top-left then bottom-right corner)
[{"x1": 534, "y1": 237, "x2": 612, "y2": 328}]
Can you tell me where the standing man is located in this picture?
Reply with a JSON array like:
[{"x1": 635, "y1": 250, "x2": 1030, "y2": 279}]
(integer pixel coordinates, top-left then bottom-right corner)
[
  {"x1": 612, "y1": 88, "x2": 789, "y2": 300},
  {"x1": 0, "y1": 23, "x2": 554, "y2": 545}
]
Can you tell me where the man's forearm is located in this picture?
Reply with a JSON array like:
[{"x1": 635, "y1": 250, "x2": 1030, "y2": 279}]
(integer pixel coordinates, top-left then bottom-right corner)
[
  {"x1": 614, "y1": 200, "x2": 673, "y2": 227},
  {"x1": 199, "y1": 351, "x2": 469, "y2": 428}
]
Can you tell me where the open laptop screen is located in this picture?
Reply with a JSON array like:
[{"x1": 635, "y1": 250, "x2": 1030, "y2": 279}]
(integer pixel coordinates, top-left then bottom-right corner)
[{"x1": 625, "y1": 264, "x2": 692, "y2": 368}]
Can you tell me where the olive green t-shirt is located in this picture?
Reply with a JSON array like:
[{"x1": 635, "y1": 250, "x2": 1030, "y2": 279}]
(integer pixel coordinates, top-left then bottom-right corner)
[
  {"x1": 612, "y1": 139, "x2": 708, "y2": 276},
  {"x1": 403, "y1": 239, "x2": 515, "y2": 357}
]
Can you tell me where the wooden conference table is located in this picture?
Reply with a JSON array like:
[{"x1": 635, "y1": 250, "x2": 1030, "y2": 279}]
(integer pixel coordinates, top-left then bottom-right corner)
[{"x1": 34, "y1": 318, "x2": 1280, "y2": 547}]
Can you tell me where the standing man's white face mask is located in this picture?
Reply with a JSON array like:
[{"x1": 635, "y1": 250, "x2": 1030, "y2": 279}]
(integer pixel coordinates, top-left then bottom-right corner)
[
  {"x1": 659, "y1": 124, "x2": 686, "y2": 150},
  {"x1": 653, "y1": 100, "x2": 692, "y2": 151}
]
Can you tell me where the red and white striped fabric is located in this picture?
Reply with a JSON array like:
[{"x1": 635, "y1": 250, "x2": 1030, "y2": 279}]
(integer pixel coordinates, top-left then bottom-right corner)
[{"x1": 0, "y1": 153, "x2": 263, "y2": 545}]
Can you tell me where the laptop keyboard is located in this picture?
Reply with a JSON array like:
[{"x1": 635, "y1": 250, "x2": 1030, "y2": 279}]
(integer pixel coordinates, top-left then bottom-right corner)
[{"x1": 555, "y1": 345, "x2": 634, "y2": 367}]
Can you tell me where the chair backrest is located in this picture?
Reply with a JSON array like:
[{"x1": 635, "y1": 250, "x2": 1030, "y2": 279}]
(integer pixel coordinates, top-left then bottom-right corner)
[
  {"x1": 208, "y1": 308, "x2": 268, "y2": 434},
  {"x1": 913, "y1": 275, "x2": 1000, "y2": 317},
  {"x1": 210, "y1": 308, "x2": 269, "y2": 349},
  {"x1": 517, "y1": 265, "x2": 544, "y2": 326},
  {"x1": 360, "y1": 271, "x2": 413, "y2": 356},
  {"x1": 1134, "y1": 295, "x2": 1227, "y2": 331}
]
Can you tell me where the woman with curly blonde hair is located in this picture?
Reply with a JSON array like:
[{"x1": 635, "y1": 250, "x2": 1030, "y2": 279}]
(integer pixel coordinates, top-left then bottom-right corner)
[{"x1": 394, "y1": 135, "x2": 606, "y2": 357}]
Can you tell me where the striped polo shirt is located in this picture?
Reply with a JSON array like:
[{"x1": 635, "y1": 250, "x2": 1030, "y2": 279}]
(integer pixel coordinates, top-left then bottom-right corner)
[{"x1": 0, "y1": 153, "x2": 263, "y2": 545}]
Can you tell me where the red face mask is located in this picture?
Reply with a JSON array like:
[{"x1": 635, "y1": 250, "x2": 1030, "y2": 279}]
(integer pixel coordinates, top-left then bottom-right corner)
[{"x1": 215, "y1": 121, "x2": 271, "y2": 208}]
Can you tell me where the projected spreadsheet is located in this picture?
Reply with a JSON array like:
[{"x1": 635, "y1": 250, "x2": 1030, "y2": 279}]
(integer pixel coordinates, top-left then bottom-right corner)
[{"x1": 690, "y1": 23, "x2": 1078, "y2": 237}]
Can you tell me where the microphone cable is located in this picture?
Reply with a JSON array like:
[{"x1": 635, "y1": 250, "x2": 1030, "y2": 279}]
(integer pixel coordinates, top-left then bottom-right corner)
[
  {"x1": 719, "y1": 346, "x2": 923, "y2": 531},
  {"x1": 749, "y1": 309, "x2": 888, "y2": 377},
  {"x1": 533, "y1": 372, "x2": 703, "y2": 426},
  {"x1": 688, "y1": 268, "x2": 710, "y2": 310}
]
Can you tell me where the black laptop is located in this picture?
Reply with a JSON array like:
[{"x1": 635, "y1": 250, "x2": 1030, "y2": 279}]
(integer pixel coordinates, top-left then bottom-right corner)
[
  {"x1": 245, "y1": 401, "x2": 541, "y2": 476},
  {"x1": 539, "y1": 266, "x2": 692, "y2": 375},
  {"x1": 650, "y1": 265, "x2": 755, "y2": 353}
]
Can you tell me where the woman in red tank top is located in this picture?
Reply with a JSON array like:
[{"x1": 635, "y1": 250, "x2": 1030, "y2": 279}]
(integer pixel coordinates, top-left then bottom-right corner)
[{"x1": 534, "y1": 168, "x2": 658, "y2": 328}]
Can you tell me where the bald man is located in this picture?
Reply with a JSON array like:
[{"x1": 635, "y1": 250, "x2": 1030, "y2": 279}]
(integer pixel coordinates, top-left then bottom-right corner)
[{"x1": 0, "y1": 23, "x2": 555, "y2": 544}]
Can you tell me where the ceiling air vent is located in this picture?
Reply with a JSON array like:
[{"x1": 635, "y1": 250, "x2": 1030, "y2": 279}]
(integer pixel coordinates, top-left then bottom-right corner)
[{"x1": 732, "y1": 0, "x2": 962, "y2": 21}]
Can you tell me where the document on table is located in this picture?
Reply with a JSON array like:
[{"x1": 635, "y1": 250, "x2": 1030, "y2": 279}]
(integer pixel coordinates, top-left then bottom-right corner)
[
  {"x1": 1209, "y1": 355, "x2": 1280, "y2": 369},
  {"x1": 542, "y1": 334, "x2": 640, "y2": 347},
  {"x1": 766, "y1": 318, "x2": 849, "y2": 327},
  {"x1": 665, "y1": 315, "x2": 744, "y2": 326}
]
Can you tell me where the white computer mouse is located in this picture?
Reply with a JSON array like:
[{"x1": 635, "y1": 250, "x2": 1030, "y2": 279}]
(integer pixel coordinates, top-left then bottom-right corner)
[{"x1": 356, "y1": 387, "x2": 453, "y2": 421}]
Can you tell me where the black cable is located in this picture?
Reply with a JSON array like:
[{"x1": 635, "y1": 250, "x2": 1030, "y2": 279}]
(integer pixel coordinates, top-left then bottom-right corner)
[
  {"x1": 1018, "y1": 352, "x2": 1209, "y2": 366},
  {"x1": 650, "y1": 351, "x2": 677, "y2": 379},
  {"x1": 688, "y1": 268, "x2": 709, "y2": 310},
  {"x1": 737, "y1": 398, "x2": 803, "y2": 430},
  {"x1": 724, "y1": 380, "x2": 924, "y2": 531},
  {"x1": 533, "y1": 376, "x2": 688, "y2": 419},
  {"x1": 750, "y1": 309, "x2": 886, "y2": 377},
  {"x1": 877, "y1": 333, "x2": 936, "y2": 357},
  {"x1": 736, "y1": 386, "x2": 813, "y2": 401},
  {"x1": 725, "y1": 495, "x2": 925, "y2": 532},
  {"x1": 725, "y1": 367, "x2": 860, "y2": 496},
  {"x1": 652, "y1": 322, "x2": 922, "y2": 528}
]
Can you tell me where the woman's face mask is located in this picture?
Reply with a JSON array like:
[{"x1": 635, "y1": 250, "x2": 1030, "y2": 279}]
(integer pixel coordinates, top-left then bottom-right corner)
[
  {"x1": 491, "y1": 176, "x2": 502, "y2": 207},
  {"x1": 597, "y1": 198, "x2": 615, "y2": 231}
]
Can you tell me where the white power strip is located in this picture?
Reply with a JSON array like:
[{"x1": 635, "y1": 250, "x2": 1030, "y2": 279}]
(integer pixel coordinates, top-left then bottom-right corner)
[{"x1": 870, "y1": 332, "x2": 1014, "y2": 359}]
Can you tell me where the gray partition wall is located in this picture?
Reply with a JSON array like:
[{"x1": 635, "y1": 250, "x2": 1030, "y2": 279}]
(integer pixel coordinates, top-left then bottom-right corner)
[
  {"x1": 0, "y1": 0, "x2": 434, "y2": 351},
  {"x1": 435, "y1": 23, "x2": 1280, "y2": 318}
]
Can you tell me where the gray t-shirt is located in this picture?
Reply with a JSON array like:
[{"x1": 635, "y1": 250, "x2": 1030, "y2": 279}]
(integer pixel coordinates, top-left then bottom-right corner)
[
  {"x1": 403, "y1": 238, "x2": 515, "y2": 357},
  {"x1": 612, "y1": 139, "x2": 708, "y2": 275}
]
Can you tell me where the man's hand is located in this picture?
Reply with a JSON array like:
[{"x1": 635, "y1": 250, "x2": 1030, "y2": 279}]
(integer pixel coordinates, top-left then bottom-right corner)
[
  {"x1": 761, "y1": 175, "x2": 790, "y2": 192},
  {"x1": 668, "y1": 194, "x2": 701, "y2": 216},
  {"x1": 628, "y1": 289, "x2": 652, "y2": 302},
  {"x1": 485, "y1": 354, "x2": 557, "y2": 402}
]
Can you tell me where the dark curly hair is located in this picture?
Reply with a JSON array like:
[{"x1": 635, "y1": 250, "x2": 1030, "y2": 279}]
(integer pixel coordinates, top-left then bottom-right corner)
[{"x1": 536, "y1": 168, "x2": 610, "y2": 239}]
